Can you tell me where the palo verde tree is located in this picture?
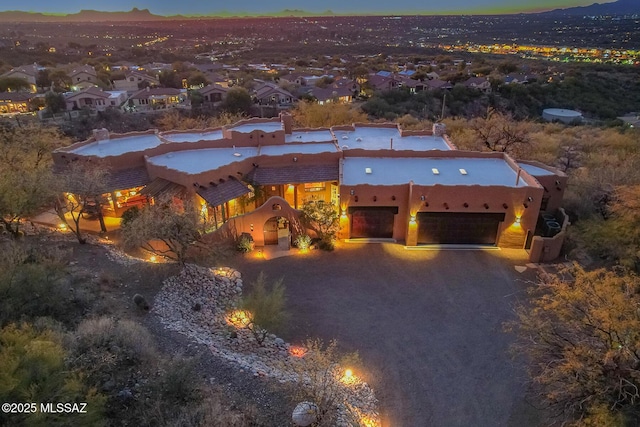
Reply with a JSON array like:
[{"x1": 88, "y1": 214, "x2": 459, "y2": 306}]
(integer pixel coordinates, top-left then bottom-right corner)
[
  {"x1": 239, "y1": 272, "x2": 288, "y2": 345},
  {"x1": 508, "y1": 265, "x2": 640, "y2": 426},
  {"x1": 121, "y1": 198, "x2": 208, "y2": 264},
  {"x1": 55, "y1": 159, "x2": 111, "y2": 243},
  {"x1": 300, "y1": 200, "x2": 340, "y2": 250},
  {"x1": 0, "y1": 124, "x2": 69, "y2": 237}
]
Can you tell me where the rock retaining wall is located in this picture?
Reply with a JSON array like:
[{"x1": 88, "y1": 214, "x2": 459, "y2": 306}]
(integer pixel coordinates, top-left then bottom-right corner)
[{"x1": 152, "y1": 264, "x2": 380, "y2": 426}]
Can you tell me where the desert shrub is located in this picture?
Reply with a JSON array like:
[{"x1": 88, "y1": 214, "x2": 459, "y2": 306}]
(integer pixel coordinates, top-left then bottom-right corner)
[
  {"x1": 146, "y1": 387, "x2": 260, "y2": 427},
  {"x1": 317, "y1": 239, "x2": 335, "y2": 251},
  {"x1": 236, "y1": 233, "x2": 254, "y2": 253},
  {"x1": 508, "y1": 266, "x2": 640, "y2": 426},
  {"x1": 120, "y1": 206, "x2": 140, "y2": 227},
  {"x1": 240, "y1": 272, "x2": 289, "y2": 345},
  {"x1": 152, "y1": 357, "x2": 201, "y2": 405},
  {"x1": 72, "y1": 317, "x2": 158, "y2": 382},
  {"x1": 300, "y1": 201, "x2": 339, "y2": 251},
  {"x1": 0, "y1": 323, "x2": 106, "y2": 427},
  {"x1": 286, "y1": 339, "x2": 361, "y2": 426},
  {"x1": 98, "y1": 269, "x2": 119, "y2": 286},
  {"x1": 70, "y1": 317, "x2": 163, "y2": 424},
  {"x1": 294, "y1": 234, "x2": 312, "y2": 250},
  {"x1": 0, "y1": 241, "x2": 94, "y2": 327}
]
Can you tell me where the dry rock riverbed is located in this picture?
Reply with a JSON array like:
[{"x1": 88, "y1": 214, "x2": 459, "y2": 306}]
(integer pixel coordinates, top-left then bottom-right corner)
[{"x1": 152, "y1": 264, "x2": 381, "y2": 426}]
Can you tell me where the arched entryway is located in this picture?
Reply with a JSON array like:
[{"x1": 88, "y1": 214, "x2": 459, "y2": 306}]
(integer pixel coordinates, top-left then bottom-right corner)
[{"x1": 264, "y1": 216, "x2": 291, "y2": 248}]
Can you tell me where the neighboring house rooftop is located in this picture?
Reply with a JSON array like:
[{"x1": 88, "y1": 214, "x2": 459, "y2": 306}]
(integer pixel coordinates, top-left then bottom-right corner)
[
  {"x1": 0, "y1": 92, "x2": 35, "y2": 102},
  {"x1": 130, "y1": 87, "x2": 185, "y2": 99},
  {"x1": 65, "y1": 86, "x2": 110, "y2": 100},
  {"x1": 2, "y1": 64, "x2": 38, "y2": 78},
  {"x1": 70, "y1": 65, "x2": 97, "y2": 77},
  {"x1": 464, "y1": 77, "x2": 489, "y2": 87}
]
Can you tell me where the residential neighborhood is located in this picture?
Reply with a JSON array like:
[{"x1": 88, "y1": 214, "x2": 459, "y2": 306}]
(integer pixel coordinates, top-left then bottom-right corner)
[{"x1": 1, "y1": 3, "x2": 640, "y2": 427}]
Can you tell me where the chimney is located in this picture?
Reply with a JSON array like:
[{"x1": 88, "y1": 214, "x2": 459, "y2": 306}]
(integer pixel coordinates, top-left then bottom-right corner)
[
  {"x1": 92, "y1": 128, "x2": 110, "y2": 141},
  {"x1": 432, "y1": 122, "x2": 446, "y2": 137},
  {"x1": 280, "y1": 112, "x2": 293, "y2": 134},
  {"x1": 146, "y1": 86, "x2": 150, "y2": 92}
]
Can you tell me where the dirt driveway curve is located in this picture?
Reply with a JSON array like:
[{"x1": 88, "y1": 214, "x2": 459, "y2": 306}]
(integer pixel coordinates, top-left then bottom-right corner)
[{"x1": 230, "y1": 243, "x2": 540, "y2": 427}]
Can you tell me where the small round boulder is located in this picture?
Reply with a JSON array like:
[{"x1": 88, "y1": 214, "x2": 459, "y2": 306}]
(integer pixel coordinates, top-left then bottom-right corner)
[{"x1": 292, "y1": 401, "x2": 318, "y2": 426}]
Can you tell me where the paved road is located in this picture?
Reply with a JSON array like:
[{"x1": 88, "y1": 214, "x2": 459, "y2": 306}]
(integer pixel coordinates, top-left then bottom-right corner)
[{"x1": 230, "y1": 243, "x2": 540, "y2": 427}]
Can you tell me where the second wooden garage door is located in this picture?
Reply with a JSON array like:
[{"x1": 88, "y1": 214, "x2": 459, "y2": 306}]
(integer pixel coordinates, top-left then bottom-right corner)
[
  {"x1": 349, "y1": 207, "x2": 398, "y2": 239},
  {"x1": 417, "y1": 212, "x2": 505, "y2": 245}
]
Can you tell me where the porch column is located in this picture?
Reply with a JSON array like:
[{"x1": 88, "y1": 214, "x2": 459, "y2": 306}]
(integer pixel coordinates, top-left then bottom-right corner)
[{"x1": 406, "y1": 180, "x2": 418, "y2": 246}]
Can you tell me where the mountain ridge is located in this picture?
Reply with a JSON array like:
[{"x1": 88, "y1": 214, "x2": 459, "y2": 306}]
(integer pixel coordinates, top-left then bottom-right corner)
[{"x1": 0, "y1": 0, "x2": 637, "y2": 22}]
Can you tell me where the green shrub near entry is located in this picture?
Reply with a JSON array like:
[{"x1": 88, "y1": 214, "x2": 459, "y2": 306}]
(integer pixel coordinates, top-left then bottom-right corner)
[{"x1": 294, "y1": 234, "x2": 312, "y2": 250}]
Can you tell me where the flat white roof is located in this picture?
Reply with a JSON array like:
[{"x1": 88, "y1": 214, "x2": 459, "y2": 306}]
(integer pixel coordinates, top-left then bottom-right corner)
[
  {"x1": 342, "y1": 157, "x2": 529, "y2": 187},
  {"x1": 336, "y1": 127, "x2": 451, "y2": 152},
  {"x1": 518, "y1": 163, "x2": 555, "y2": 176},
  {"x1": 229, "y1": 122, "x2": 283, "y2": 133},
  {"x1": 285, "y1": 130, "x2": 334, "y2": 143},
  {"x1": 71, "y1": 134, "x2": 164, "y2": 157},
  {"x1": 147, "y1": 147, "x2": 259, "y2": 174},
  {"x1": 162, "y1": 130, "x2": 225, "y2": 143},
  {"x1": 543, "y1": 108, "x2": 582, "y2": 117},
  {"x1": 260, "y1": 142, "x2": 338, "y2": 156}
]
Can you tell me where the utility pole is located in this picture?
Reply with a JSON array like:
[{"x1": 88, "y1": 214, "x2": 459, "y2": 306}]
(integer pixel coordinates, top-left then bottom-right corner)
[{"x1": 441, "y1": 93, "x2": 446, "y2": 120}]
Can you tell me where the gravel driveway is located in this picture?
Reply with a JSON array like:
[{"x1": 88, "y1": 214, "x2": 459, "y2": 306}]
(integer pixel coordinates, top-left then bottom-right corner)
[{"x1": 229, "y1": 243, "x2": 541, "y2": 427}]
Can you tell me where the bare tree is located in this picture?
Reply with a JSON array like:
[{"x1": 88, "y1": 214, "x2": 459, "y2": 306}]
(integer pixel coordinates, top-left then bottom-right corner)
[
  {"x1": 55, "y1": 160, "x2": 111, "y2": 244},
  {"x1": 470, "y1": 109, "x2": 531, "y2": 155}
]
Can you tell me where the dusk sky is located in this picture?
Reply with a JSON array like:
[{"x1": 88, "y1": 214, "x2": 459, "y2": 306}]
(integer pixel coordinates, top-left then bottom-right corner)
[{"x1": 3, "y1": 0, "x2": 617, "y2": 15}]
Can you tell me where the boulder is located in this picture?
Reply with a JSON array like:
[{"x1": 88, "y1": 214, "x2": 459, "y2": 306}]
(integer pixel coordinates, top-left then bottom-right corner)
[{"x1": 292, "y1": 401, "x2": 318, "y2": 426}]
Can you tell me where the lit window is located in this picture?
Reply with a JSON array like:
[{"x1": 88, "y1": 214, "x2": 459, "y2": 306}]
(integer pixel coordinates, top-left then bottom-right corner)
[{"x1": 304, "y1": 182, "x2": 326, "y2": 192}]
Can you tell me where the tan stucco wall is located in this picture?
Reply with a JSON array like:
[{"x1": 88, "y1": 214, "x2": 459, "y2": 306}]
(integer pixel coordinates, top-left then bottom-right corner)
[
  {"x1": 208, "y1": 196, "x2": 302, "y2": 247},
  {"x1": 339, "y1": 182, "x2": 543, "y2": 248}
]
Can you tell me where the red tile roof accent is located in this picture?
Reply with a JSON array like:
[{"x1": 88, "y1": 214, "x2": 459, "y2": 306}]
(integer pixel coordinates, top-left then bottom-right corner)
[{"x1": 196, "y1": 178, "x2": 251, "y2": 207}]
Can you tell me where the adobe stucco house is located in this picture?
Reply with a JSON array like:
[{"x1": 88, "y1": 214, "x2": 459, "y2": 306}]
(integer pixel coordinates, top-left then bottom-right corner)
[{"x1": 52, "y1": 114, "x2": 568, "y2": 262}]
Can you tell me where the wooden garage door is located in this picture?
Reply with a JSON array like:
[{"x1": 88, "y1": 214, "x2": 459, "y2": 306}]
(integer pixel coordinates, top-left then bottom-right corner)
[
  {"x1": 349, "y1": 207, "x2": 398, "y2": 239},
  {"x1": 417, "y1": 212, "x2": 505, "y2": 245}
]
